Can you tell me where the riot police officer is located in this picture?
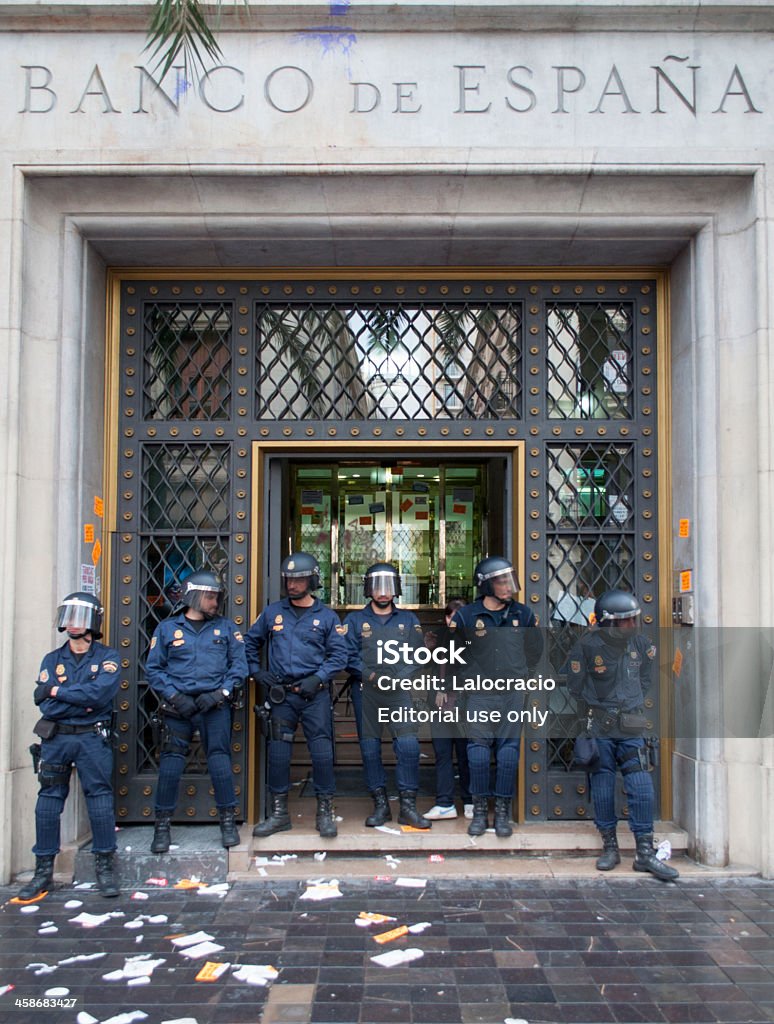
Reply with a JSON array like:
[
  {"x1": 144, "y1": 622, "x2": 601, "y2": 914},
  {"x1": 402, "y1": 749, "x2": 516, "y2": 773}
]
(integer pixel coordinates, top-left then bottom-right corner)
[
  {"x1": 246, "y1": 553, "x2": 347, "y2": 839},
  {"x1": 19, "y1": 592, "x2": 120, "y2": 900},
  {"x1": 344, "y1": 563, "x2": 431, "y2": 830},
  {"x1": 146, "y1": 571, "x2": 248, "y2": 853},
  {"x1": 451, "y1": 557, "x2": 543, "y2": 839},
  {"x1": 567, "y1": 589, "x2": 679, "y2": 882}
]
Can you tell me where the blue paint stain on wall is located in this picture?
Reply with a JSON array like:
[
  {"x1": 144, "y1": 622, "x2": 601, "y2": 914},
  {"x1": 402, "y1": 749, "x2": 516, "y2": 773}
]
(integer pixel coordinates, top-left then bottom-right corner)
[
  {"x1": 330, "y1": 0, "x2": 351, "y2": 14},
  {"x1": 296, "y1": 27, "x2": 358, "y2": 77}
]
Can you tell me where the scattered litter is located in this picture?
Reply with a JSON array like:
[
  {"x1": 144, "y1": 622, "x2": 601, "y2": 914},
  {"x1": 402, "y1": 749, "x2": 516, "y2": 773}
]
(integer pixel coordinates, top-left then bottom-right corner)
[
  {"x1": 272, "y1": 854, "x2": 297, "y2": 862},
  {"x1": 314, "y1": 852, "x2": 327, "y2": 862},
  {"x1": 20, "y1": 904, "x2": 40, "y2": 914},
  {"x1": 197, "y1": 883, "x2": 229, "y2": 896},
  {"x1": 257, "y1": 868, "x2": 268, "y2": 877},
  {"x1": 170, "y1": 931, "x2": 215, "y2": 948},
  {"x1": 77, "y1": 1014, "x2": 99, "y2": 1024},
  {"x1": 355, "y1": 912, "x2": 396, "y2": 927},
  {"x1": 0, "y1": 985, "x2": 15, "y2": 997},
  {"x1": 44, "y1": 987, "x2": 70, "y2": 997},
  {"x1": 179, "y1": 941, "x2": 225, "y2": 960},
  {"x1": 38, "y1": 925, "x2": 58, "y2": 935},
  {"x1": 60, "y1": 953, "x2": 108, "y2": 965},
  {"x1": 168, "y1": 845, "x2": 180, "y2": 851},
  {"x1": 124, "y1": 846, "x2": 132, "y2": 852},
  {"x1": 195, "y1": 961, "x2": 230, "y2": 982},
  {"x1": 145, "y1": 877, "x2": 168, "y2": 886},
  {"x1": 101, "y1": 1012, "x2": 148, "y2": 1024},
  {"x1": 64, "y1": 900, "x2": 83, "y2": 909},
  {"x1": 656, "y1": 839, "x2": 672, "y2": 862},
  {"x1": 173, "y1": 878, "x2": 202, "y2": 890},
  {"x1": 335, "y1": 815, "x2": 343, "y2": 822},
  {"x1": 300, "y1": 880, "x2": 343, "y2": 901},
  {"x1": 131, "y1": 891, "x2": 149, "y2": 901},
  {"x1": 26, "y1": 963, "x2": 57, "y2": 976},
  {"x1": 400, "y1": 824, "x2": 428, "y2": 833},
  {"x1": 504, "y1": 1019, "x2": 529, "y2": 1024},
  {"x1": 231, "y1": 964, "x2": 278, "y2": 987},
  {"x1": 394, "y1": 877, "x2": 427, "y2": 888},
  {"x1": 161, "y1": 1020, "x2": 198, "y2": 1024},
  {"x1": 135, "y1": 936, "x2": 144, "y2": 945},
  {"x1": 408, "y1": 921, "x2": 432, "y2": 934},
  {"x1": 385, "y1": 855, "x2": 401, "y2": 867},
  {"x1": 124, "y1": 919, "x2": 145, "y2": 930},
  {"x1": 429, "y1": 854, "x2": 445, "y2": 863},
  {"x1": 373, "y1": 925, "x2": 409, "y2": 944},
  {"x1": 69, "y1": 911, "x2": 124, "y2": 928},
  {"x1": 128, "y1": 976, "x2": 151, "y2": 987},
  {"x1": 370, "y1": 947, "x2": 425, "y2": 968},
  {"x1": 374, "y1": 825, "x2": 401, "y2": 835},
  {"x1": 9, "y1": 891, "x2": 48, "y2": 905},
  {"x1": 103, "y1": 957, "x2": 166, "y2": 983},
  {"x1": 73, "y1": 882, "x2": 95, "y2": 889}
]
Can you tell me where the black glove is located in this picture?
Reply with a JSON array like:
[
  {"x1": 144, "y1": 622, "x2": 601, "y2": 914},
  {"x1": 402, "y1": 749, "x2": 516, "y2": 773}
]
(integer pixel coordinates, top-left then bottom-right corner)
[
  {"x1": 33, "y1": 683, "x2": 53, "y2": 705},
  {"x1": 169, "y1": 692, "x2": 198, "y2": 719},
  {"x1": 195, "y1": 690, "x2": 224, "y2": 714},
  {"x1": 293, "y1": 674, "x2": 324, "y2": 700},
  {"x1": 253, "y1": 669, "x2": 283, "y2": 688}
]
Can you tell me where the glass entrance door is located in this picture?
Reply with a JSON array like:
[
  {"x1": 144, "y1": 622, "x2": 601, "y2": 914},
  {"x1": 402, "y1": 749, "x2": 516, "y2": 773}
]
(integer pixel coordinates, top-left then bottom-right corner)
[{"x1": 288, "y1": 460, "x2": 491, "y2": 610}]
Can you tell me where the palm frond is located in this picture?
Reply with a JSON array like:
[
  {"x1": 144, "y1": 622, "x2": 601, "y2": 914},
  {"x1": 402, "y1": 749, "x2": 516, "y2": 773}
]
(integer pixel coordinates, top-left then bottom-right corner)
[{"x1": 144, "y1": 0, "x2": 246, "y2": 83}]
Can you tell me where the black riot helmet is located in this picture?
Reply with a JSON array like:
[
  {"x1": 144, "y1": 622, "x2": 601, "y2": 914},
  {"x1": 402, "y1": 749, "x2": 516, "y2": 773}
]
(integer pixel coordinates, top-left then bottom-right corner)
[
  {"x1": 364, "y1": 563, "x2": 402, "y2": 606},
  {"x1": 594, "y1": 589, "x2": 641, "y2": 626},
  {"x1": 181, "y1": 570, "x2": 225, "y2": 619},
  {"x1": 56, "y1": 592, "x2": 103, "y2": 639},
  {"x1": 474, "y1": 556, "x2": 520, "y2": 598},
  {"x1": 281, "y1": 552, "x2": 321, "y2": 595}
]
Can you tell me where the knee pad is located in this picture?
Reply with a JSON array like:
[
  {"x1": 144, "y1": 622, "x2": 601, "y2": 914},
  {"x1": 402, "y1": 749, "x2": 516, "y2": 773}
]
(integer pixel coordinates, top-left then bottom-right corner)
[
  {"x1": 270, "y1": 718, "x2": 296, "y2": 743},
  {"x1": 38, "y1": 761, "x2": 72, "y2": 789},
  {"x1": 308, "y1": 735, "x2": 333, "y2": 762}
]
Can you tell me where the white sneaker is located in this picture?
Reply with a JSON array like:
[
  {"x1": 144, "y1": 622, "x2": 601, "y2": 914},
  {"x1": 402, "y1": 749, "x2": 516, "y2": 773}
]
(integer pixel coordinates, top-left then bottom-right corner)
[
  {"x1": 463, "y1": 803, "x2": 474, "y2": 819},
  {"x1": 423, "y1": 805, "x2": 458, "y2": 820}
]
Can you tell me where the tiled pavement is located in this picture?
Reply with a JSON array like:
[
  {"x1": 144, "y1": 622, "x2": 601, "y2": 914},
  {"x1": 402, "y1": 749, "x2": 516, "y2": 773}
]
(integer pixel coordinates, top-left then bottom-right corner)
[{"x1": 2, "y1": 874, "x2": 774, "y2": 1024}]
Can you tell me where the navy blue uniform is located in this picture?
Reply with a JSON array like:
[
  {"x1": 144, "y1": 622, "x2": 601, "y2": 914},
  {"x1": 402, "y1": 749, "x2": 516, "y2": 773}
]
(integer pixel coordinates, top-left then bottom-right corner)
[
  {"x1": 33, "y1": 640, "x2": 120, "y2": 856},
  {"x1": 246, "y1": 598, "x2": 347, "y2": 797},
  {"x1": 343, "y1": 604, "x2": 425, "y2": 794},
  {"x1": 451, "y1": 599, "x2": 543, "y2": 800},
  {"x1": 146, "y1": 613, "x2": 248, "y2": 815},
  {"x1": 567, "y1": 628, "x2": 657, "y2": 836}
]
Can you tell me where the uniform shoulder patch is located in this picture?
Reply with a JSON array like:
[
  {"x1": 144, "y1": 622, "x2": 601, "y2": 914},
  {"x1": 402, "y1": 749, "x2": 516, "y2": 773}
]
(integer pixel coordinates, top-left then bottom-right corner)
[
  {"x1": 570, "y1": 661, "x2": 581, "y2": 674},
  {"x1": 102, "y1": 661, "x2": 118, "y2": 673},
  {"x1": 234, "y1": 631, "x2": 244, "y2": 643},
  {"x1": 150, "y1": 635, "x2": 158, "y2": 650},
  {"x1": 39, "y1": 669, "x2": 49, "y2": 683},
  {"x1": 647, "y1": 645, "x2": 657, "y2": 659},
  {"x1": 335, "y1": 624, "x2": 348, "y2": 635}
]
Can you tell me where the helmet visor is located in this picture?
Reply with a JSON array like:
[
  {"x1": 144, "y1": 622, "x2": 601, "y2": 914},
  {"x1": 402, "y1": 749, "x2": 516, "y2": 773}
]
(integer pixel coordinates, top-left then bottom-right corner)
[
  {"x1": 185, "y1": 583, "x2": 224, "y2": 615},
  {"x1": 365, "y1": 571, "x2": 399, "y2": 600},
  {"x1": 480, "y1": 567, "x2": 520, "y2": 595},
  {"x1": 56, "y1": 597, "x2": 100, "y2": 633}
]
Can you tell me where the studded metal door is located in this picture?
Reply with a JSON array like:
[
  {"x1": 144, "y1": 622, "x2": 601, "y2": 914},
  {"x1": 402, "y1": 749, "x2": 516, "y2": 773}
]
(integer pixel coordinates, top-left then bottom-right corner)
[{"x1": 109, "y1": 275, "x2": 662, "y2": 822}]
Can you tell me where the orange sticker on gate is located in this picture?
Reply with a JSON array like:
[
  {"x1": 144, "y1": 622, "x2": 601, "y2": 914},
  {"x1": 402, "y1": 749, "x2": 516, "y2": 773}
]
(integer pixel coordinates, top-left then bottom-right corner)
[
  {"x1": 84, "y1": 523, "x2": 95, "y2": 544},
  {"x1": 91, "y1": 539, "x2": 102, "y2": 566}
]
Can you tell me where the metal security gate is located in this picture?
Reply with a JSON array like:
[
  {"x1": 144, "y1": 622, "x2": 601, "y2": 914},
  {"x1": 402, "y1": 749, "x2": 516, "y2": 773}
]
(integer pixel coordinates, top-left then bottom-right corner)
[{"x1": 107, "y1": 273, "x2": 663, "y2": 823}]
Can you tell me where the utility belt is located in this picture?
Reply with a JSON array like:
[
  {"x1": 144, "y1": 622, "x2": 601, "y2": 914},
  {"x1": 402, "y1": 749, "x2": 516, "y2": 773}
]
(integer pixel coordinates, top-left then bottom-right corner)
[
  {"x1": 584, "y1": 706, "x2": 649, "y2": 736},
  {"x1": 33, "y1": 716, "x2": 112, "y2": 740}
]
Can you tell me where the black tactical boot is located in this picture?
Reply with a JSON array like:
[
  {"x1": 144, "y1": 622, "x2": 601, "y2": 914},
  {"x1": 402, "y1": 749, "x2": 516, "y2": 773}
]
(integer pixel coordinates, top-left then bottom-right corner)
[
  {"x1": 150, "y1": 814, "x2": 171, "y2": 854},
  {"x1": 252, "y1": 793, "x2": 291, "y2": 837},
  {"x1": 467, "y1": 796, "x2": 489, "y2": 837},
  {"x1": 596, "y1": 827, "x2": 621, "y2": 871},
  {"x1": 17, "y1": 855, "x2": 55, "y2": 900},
  {"x1": 493, "y1": 797, "x2": 514, "y2": 838},
  {"x1": 633, "y1": 833, "x2": 680, "y2": 882},
  {"x1": 94, "y1": 852, "x2": 120, "y2": 898},
  {"x1": 365, "y1": 787, "x2": 392, "y2": 827},
  {"x1": 316, "y1": 796, "x2": 338, "y2": 838},
  {"x1": 397, "y1": 791, "x2": 431, "y2": 829},
  {"x1": 219, "y1": 808, "x2": 240, "y2": 848}
]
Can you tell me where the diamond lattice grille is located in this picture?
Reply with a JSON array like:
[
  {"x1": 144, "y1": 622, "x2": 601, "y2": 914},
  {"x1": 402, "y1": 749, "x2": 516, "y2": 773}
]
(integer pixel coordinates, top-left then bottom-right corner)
[
  {"x1": 547, "y1": 302, "x2": 634, "y2": 419},
  {"x1": 143, "y1": 303, "x2": 232, "y2": 420},
  {"x1": 141, "y1": 444, "x2": 231, "y2": 531},
  {"x1": 255, "y1": 303, "x2": 523, "y2": 420}
]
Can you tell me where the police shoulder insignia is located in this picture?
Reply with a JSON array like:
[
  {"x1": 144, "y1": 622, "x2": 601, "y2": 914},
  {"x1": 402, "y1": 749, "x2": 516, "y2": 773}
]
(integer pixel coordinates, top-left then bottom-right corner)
[
  {"x1": 475, "y1": 619, "x2": 485, "y2": 630},
  {"x1": 570, "y1": 660, "x2": 581, "y2": 673},
  {"x1": 362, "y1": 623, "x2": 372, "y2": 633},
  {"x1": 103, "y1": 661, "x2": 118, "y2": 673},
  {"x1": 91, "y1": 664, "x2": 99, "y2": 673},
  {"x1": 594, "y1": 655, "x2": 604, "y2": 666},
  {"x1": 56, "y1": 664, "x2": 65, "y2": 675},
  {"x1": 335, "y1": 624, "x2": 348, "y2": 635},
  {"x1": 39, "y1": 669, "x2": 49, "y2": 683},
  {"x1": 150, "y1": 635, "x2": 158, "y2": 649},
  {"x1": 631, "y1": 651, "x2": 638, "y2": 659},
  {"x1": 647, "y1": 645, "x2": 657, "y2": 659},
  {"x1": 234, "y1": 631, "x2": 244, "y2": 643},
  {"x1": 398, "y1": 623, "x2": 405, "y2": 631},
  {"x1": 313, "y1": 619, "x2": 320, "y2": 626}
]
